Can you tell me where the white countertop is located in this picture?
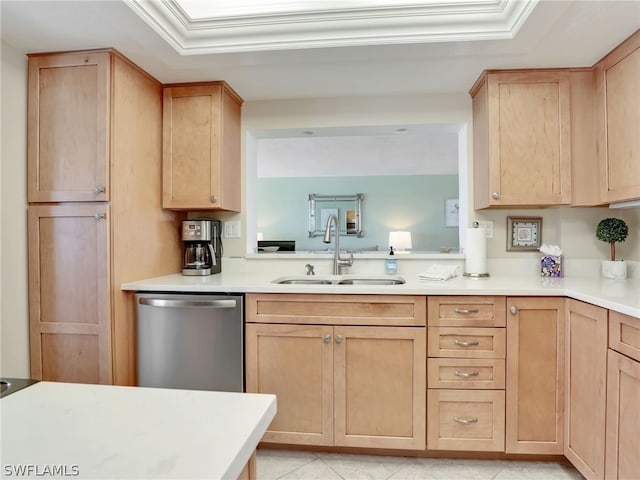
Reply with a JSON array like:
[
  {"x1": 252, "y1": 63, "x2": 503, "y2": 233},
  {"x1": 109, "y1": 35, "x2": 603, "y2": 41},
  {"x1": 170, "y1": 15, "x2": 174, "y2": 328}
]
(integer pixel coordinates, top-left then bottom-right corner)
[
  {"x1": 122, "y1": 271, "x2": 640, "y2": 318},
  {"x1": 1, "y1": 382, "x2": 276, "y2": 479}
]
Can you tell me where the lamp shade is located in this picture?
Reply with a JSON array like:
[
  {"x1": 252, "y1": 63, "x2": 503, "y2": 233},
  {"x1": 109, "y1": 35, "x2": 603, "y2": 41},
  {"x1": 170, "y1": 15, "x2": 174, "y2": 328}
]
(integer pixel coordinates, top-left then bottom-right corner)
[{"x1": 388, "y1": 231, "x2": 412, "y2": 251}]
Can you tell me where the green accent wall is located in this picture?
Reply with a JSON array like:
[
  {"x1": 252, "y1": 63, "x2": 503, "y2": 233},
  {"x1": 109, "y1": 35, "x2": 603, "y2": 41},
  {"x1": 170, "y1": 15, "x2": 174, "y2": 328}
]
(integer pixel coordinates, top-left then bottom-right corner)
[{"x1": 257, "y1": 175, "x2": 459, "y2": 252}]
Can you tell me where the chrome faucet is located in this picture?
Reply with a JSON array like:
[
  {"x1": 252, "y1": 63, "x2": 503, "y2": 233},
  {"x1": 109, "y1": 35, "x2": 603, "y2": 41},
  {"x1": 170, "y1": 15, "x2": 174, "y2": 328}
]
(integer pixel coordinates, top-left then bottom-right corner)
[{"x1": 323, "y1": 214, "x2": 353, "y2": 275}]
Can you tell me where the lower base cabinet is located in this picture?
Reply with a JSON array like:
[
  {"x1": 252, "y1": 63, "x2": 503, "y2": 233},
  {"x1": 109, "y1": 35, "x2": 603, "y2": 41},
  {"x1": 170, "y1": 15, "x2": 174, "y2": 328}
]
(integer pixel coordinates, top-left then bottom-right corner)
[{"x1": 245, "y1": 294, "x2": 427, "y2": 451}]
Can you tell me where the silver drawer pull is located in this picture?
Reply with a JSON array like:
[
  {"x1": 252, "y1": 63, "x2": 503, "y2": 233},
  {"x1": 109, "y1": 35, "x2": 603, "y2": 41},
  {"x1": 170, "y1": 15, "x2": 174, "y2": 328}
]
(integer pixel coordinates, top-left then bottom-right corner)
[
  {"x1": 453, "y1": 308, "x2": 479, "y2": 314},
  {"x1": 454, "y1": 370, "x2": 479, "y2": 378},
  {"x1": 454, "y1": 416, "x2": 479, "y2": 425},
  {"x1": 323, "y1": 334, "x2": 332, "y2": 344},
  {"x1": 454, "y1": 339, "x2": 479, "y2": 347}
]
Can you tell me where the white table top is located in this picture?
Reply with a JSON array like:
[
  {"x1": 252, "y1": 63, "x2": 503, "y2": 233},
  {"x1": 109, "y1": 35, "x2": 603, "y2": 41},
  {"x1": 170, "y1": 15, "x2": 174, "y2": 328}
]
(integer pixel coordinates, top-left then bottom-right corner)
[
  {"x1": 122, "y1": 271, "x2": 640, "y2": 318},
  {"x1": 1, "y1": 382, "x2": 276, "y2": 479}
]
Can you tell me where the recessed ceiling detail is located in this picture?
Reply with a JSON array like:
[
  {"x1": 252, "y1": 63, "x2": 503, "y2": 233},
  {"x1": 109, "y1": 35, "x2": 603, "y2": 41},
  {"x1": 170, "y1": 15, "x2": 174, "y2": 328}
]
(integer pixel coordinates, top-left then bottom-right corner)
[{"x1": 123, "y1": 0, "x2": 540, "y2": 55}]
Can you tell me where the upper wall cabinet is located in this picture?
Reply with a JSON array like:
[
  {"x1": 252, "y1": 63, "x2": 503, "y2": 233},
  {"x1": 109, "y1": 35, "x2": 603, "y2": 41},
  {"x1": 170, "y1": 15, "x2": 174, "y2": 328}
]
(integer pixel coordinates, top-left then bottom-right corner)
[
  {"x1": 594, "y1": 30, "x2": 640, "y2": 204},
  {"x1": 28, "y1": 52, "x2": 110, "y2": 202},
  {"x1": 162, "y1": 83, "x2": 243, "y2": 211},
  {"x1": 470, "y1": 71, "x2": 572, "y2": 209}
]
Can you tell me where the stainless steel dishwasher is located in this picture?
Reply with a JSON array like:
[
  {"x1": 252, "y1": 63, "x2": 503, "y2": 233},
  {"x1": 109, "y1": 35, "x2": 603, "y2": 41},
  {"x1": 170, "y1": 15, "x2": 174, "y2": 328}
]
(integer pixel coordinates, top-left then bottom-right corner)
[{"x1": 136, "y1": 293, "x2": 244, "y2": 392}]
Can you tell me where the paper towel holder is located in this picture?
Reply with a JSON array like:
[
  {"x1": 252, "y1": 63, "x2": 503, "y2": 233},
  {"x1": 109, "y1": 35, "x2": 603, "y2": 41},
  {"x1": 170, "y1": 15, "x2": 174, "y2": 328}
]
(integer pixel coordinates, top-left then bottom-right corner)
[{"x1": 463, "y1": 222, "x2": 490, "y2": 278}]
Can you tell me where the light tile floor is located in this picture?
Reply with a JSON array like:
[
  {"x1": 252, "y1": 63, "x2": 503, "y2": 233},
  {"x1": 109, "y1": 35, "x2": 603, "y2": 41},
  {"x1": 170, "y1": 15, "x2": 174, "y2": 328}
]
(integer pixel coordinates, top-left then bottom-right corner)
[{"x1": 256, "y1": 449, "x2": 584, "y2": 480}]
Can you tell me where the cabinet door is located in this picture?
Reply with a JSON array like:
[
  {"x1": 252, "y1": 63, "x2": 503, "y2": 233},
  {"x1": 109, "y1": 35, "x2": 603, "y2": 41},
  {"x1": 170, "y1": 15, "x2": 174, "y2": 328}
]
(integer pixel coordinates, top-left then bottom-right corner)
[
  {"x1": 245, "y1": 323, "x2": 334, "y2": 446},
  {"x1": 506, "y1": 297, "x2": 565, "y2": 454},
  {"x1": 595, "y1": 31, "x2": 640, "y2": 203},
  {"x1": 474, "y1": 71, "x2": 572, "y2": 208},
  {"x1": 334, "y1": 326, "x2": 426, "y2": 450},
  {"x1": 28, "y1": 52, "x2": 110, "y2": 202},
  {"x1": 605, "y1": 350, "x2": 640, "y2": 480},
  {"x1": 565, "y1": 300, "x2": 608, "y2": 480},
  {"x1": 162, "y1": 84, "x2": 241, "y2": 211},
  {"x1": 28, "y1": 205, "x2": 111, "y2": 384}
]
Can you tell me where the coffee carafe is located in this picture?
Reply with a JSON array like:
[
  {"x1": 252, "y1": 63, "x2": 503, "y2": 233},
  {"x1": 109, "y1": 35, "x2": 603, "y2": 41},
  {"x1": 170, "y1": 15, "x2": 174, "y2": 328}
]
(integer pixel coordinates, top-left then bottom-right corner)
[{"x1": 182, "y1": 219, "x2": 222, "y2": 276}]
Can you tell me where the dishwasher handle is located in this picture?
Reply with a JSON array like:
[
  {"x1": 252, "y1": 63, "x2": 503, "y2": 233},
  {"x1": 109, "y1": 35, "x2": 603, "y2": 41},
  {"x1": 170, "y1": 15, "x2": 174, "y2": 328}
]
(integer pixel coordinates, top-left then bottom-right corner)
[{"x1": 138, "y1": 298, "x2": 237, "y2": 309}]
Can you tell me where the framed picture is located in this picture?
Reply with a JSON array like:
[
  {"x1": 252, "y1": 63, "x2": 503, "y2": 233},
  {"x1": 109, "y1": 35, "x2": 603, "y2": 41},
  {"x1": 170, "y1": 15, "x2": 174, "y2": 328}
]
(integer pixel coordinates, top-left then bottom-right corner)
[
  {"x1": 507, "y1": 216, "x2": 542, "y2": 251},
  {"x1": 445, "y1": 198, "x2": 459, "y2": 227}
]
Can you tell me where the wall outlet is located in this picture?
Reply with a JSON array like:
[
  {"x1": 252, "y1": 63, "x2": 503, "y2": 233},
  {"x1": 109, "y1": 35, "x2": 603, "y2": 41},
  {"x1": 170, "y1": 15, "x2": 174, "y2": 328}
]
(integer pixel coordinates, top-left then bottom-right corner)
[
  {"x1": 476, "y1": 220, "x2": 494, "y2": 239},
  {"x1": 224, "y1": 221, "x2": 241, "y2": 239}
]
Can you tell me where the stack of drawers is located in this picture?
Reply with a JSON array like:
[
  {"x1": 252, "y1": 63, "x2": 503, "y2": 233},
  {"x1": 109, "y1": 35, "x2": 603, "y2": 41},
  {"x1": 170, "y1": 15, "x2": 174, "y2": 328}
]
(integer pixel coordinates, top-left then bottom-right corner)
[{"x1": 426, "y1": 296, "x2": 506, "y2": 451}]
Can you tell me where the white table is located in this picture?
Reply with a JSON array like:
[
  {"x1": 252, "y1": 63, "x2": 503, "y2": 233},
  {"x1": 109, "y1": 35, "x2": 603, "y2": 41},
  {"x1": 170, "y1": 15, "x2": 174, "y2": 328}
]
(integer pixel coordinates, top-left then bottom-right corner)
[{"x1": 1, "y1": 382, "x2": 276, "y2": 479}]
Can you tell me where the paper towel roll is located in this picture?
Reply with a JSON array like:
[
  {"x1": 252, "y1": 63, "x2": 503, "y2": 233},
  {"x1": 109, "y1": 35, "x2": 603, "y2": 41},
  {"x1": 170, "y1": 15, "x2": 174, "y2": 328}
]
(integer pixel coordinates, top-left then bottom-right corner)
[{"x1": 465, "y1": 227, "x2": 488, "y2": 276}]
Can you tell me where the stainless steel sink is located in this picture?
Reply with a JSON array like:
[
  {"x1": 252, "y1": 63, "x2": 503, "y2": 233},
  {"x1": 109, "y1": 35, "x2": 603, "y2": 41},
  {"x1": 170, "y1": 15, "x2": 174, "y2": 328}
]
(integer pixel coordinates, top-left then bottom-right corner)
[{"x1": 272, "y1": 275, "x2": 405, "y2": 286}]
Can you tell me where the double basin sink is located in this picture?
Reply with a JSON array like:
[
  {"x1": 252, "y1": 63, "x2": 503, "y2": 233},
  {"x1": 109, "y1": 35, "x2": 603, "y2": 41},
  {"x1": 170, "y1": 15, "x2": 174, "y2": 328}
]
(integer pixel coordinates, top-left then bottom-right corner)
[{"x1": 272, "y1": 274, "x2": 405, "y2": 286}]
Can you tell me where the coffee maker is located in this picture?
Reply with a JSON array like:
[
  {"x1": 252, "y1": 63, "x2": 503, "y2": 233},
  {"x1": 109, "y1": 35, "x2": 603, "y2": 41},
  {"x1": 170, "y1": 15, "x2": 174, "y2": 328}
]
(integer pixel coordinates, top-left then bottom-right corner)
[{"x1": 181, "y1": 219, "x2": 222, "y2": 276}]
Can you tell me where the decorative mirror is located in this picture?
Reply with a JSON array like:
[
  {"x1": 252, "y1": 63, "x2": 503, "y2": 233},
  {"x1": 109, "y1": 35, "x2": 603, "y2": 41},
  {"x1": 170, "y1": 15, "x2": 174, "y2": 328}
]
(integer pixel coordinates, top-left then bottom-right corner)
[{"x1": 308, "y1": 193, "x2": 364, "y2": 238}]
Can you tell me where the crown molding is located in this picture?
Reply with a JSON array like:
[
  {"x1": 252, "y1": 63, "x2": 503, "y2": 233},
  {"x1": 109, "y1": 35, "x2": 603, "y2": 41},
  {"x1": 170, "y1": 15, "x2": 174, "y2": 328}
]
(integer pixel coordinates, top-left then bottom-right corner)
[{"x1": 123, "y1": 0, "x2": 539, "y2": 55}]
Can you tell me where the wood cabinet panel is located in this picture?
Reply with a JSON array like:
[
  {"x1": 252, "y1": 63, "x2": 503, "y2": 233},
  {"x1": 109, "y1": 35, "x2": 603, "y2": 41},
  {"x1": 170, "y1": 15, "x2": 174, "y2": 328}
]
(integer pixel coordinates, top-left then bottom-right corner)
[
  {"x1": 506, "y1": 297, "x2": 565, "y2": 454},
  {"x1": 427, "y1": 389, "x2": 505, "y2": 451},
  {"x1": 428, "y1": 296, "x2": 505, "y2": 327},
  {"x1": 470, "y1": 71, "x2": 571, "y2": 208},
  {"x1": 565, "y1": 300, "x2": 608, "y2": 480},
  {"x1": 334, "y1": 326, "x2": 426, "y2": 449},
  {"x1": 28, "y1": 51, "x2": 110, "y2": 202},
  {"x1": 428, "y1": 327, "x2": 505, "y2": 359},
  {"x1": 28, "y1": 204, "x2": 111, "y2": 384},
  {"x1": 428, "y1": 358, "x2": 505, "y2": 390},
  {"x1": 245, "y1": 323, "x2": 334, "y2": 446},
  {"x1": 605, "y1": 349, "x2": 640, "y2": 480},
  {"x1": 162, "y1": 83, "x2": 242, "y2": 211},
  {"x1": 609, "y1": 311, "x2": 640, "y2": 362},
  {"x1": 595, "y1": 31, "x2": 640, "y2": 203},
  {"x1": 246, "y1": 293, "x2": 426, "y2": 326}
]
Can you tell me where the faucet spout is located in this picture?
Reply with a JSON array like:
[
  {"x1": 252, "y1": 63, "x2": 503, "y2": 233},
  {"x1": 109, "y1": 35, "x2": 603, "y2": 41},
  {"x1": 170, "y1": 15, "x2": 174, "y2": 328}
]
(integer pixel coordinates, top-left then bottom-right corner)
[{"x1": 323, "y1": 214, "x2": 353, "y2": 275}]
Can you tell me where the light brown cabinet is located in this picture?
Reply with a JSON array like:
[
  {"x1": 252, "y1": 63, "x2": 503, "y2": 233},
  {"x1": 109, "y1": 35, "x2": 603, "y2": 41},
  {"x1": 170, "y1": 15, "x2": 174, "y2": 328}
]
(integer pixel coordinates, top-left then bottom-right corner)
[
  {"x1": 27, "y1": 50, "x2": 182, "y2": 385},
  {"x1": 245, "y1": 294, "x2": 426, "y2": 450},
  {"x1": 605, "y1": 312, "x2": 640, "y2": 480},
  {"x1": 28, "y1": 51, "x2": 110, "y2": 203},
  {"x1": 564, "y1": 300, "x2": 608, "y2": 480},
  {"x1": 470, "y1": 71, "x2": 572, "y2": 209},
  {"x1": 162, "y1": 83, "x2": 243, "y2": 211},
  {"x1": 594, "y1": 30, "x2": 640, "y2": 204},
  {"x1": 426, "y1": 296, "x2": 506, "y2": 452},
  {"x1": 505, "y1": 297, "x2": 565, "y2": 454}
]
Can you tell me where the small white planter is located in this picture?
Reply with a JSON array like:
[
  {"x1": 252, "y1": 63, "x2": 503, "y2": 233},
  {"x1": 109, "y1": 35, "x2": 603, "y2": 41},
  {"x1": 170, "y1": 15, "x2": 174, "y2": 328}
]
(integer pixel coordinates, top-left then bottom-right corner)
[{"x1": 601, "y1": 260, "x2": 627, "y2": 279}]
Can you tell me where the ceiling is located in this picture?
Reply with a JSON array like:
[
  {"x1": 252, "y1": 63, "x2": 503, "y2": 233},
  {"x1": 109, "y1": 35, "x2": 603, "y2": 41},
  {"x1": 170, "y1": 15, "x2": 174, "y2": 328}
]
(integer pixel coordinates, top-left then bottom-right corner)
[{"x1": 1, "y1": 1, "x2": 639, "y2": 101}]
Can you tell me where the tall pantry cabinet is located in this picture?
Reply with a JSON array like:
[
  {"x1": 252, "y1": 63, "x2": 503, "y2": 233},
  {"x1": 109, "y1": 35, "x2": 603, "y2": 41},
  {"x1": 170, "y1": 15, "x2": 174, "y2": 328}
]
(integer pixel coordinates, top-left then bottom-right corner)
[{"x1": 27, "y1": 50, "x2": 182, "y2": 385}]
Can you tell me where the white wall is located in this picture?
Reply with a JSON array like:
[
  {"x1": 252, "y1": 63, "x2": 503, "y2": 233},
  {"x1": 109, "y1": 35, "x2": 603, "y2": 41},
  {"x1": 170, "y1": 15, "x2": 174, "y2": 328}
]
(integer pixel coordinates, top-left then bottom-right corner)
[{"x1": 1, "y1": 41, "x2": 29, "y2": 377}]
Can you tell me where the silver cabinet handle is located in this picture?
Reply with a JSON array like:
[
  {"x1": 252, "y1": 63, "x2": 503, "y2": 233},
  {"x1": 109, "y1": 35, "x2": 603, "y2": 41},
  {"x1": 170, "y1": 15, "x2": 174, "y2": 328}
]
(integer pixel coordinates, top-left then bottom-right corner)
[
  {"x1": 454, "y1": 339, "x2": 479, "y2": 347},
  {"x1": 210, "y1": 195, "x2": 218, "y2": 203},
  {"x1": 454, "y1": 370, "x2": 479, "y2": 378},
  {"x1": 139, "y1": 298, "x2": 236, "y2": 309},
  {"x1": 95, "y1": 186, "x2": 105, "y2": 194},
  {"x1": 335, "y1": 334, "x2": 343, "y2": 344},
  {"x1": 453, "y1": 308, "x2": 479, "y2": 314},
  {"x1": 454, "y1": 416, "x2": 479, "y2": 425},
  {"x1": 492, "y1": 192, "x2": 501, "y2": 200},
  {"x1": 510, "y1": 306, "x2": 519, "y2": 315},
  {"x1": 94, "y1": 213, "x2": 106, "y2": 221},
  {"x1": 323, "y1": 334, "x2": 332, "y2": 344}
]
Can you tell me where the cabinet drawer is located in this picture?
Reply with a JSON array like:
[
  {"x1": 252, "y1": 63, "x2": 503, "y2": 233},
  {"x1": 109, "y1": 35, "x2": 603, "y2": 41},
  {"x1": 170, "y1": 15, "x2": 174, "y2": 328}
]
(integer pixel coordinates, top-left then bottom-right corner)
[
  {"x1": 610, "y1": 311, "x2": 640, "y2": 362},
  {"x1": 246, "y1": 293, "x2": 426, "y2": 326},
  {"x1": 428, "y1": 327, "x2": 505, "y2": 358},
  {"x1": 427, "y1": 389, "x2": 505, "y2": 451},
  {"x1": 427, "y1": 358, "x2": 505, "y2": 389},
  {"x1": 428, "y1": 296, "x2": 506, "y2": 327}
]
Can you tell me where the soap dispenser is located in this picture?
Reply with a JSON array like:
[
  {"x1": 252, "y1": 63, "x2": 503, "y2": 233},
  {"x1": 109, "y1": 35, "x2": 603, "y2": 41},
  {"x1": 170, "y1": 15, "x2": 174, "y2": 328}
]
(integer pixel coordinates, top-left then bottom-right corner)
[{"x1": 385, "y1": 246, "x2": 397, "y2": 275}]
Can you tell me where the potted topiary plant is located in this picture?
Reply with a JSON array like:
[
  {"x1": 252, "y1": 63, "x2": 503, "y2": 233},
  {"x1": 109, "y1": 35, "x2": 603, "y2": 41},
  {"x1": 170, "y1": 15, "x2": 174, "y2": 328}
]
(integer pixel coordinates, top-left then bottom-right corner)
[{"x1": 596, "y1": 218, "x2": 629, "y2": 279}]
